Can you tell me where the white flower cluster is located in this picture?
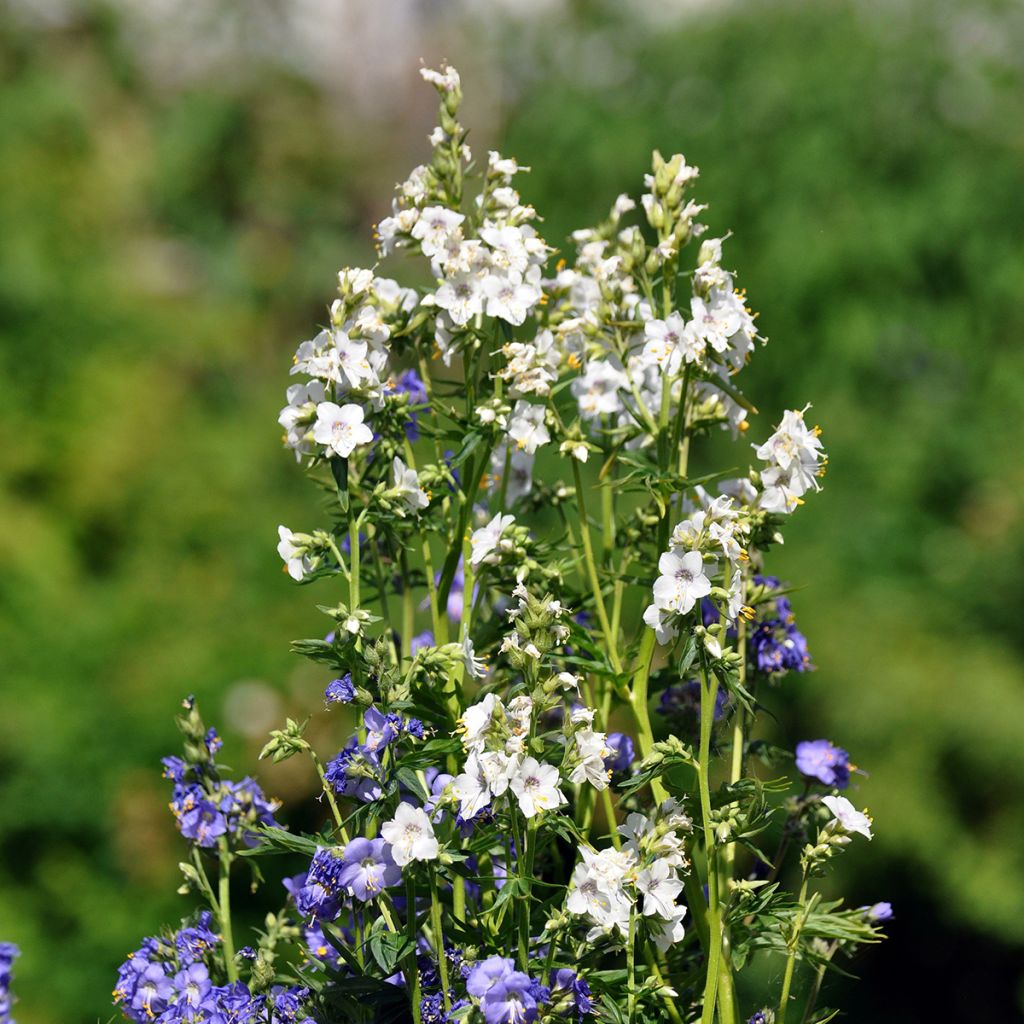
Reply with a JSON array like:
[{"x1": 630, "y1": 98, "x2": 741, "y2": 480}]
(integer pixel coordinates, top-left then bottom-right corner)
[
  {"x1": 567, "y1": 802, "x2": 692, "y2": 948},
  {"x1": 278, "y1": 272, "x2": 417, "y2": 461},
  {"x1": 643, "y1": 492, "x2": 750, "y2": 646},
  {"x1": 754, "y1": 406, "x2": 827, "y2": 513},
  {"x1": 451, "y1": 692, "x2": 566, "y2": 821}
]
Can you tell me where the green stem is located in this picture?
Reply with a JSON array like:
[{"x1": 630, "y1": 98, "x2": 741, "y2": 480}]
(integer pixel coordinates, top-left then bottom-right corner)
[
  {"x1": 405, "y1": 875, "x2": 422, "y2": 1023},
  {"x1": 778, "y1": 874, "x2": 810, "y2": 1024},
  {"x1": 216, "y1": 840, "x2": 238, "y2": 983},
  {"x1": 626, "y1": 905, "x2": 637, "y2": 1022},
  {"x1": 698, "y1": 667, "x2": 723, "y2": 1024},
  {"x1": 429, "y1": 869, "x2": 451, "y2": 1011},
  {"x1": 571, "y1": 459, "x2": 623, "y2": 678}
]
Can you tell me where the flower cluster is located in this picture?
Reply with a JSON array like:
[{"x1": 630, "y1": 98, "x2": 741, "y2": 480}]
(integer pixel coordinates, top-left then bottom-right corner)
[
  {"x1": 111, "y1": 64, "x2": 889, "y2": 1024},
  {"x1": 0, "y1": 944, "x2": 19, "y2": 1024},
  {"x1": 163, "y1": 703, "x2": 281, "y2": 849}
]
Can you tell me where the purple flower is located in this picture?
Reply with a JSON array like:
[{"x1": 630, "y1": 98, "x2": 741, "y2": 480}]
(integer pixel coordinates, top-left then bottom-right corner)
[
  {"x1": 658, "y1": 681, "x2": 728, "y2": 721},
  {"x1": 172, "y1": 963, "x2": 212, "y2": 1012},
  {"x1": 603, "y1": 733, "x2": 635, "y2": 775},
  {"x1": 393, "y1": 368, "x2": 429, "y2": 440},
  {"x1": 338, "y1": 837, "x2": 402, "y2": 900},
  {"x1": 748, "y1": 575, "x2": 812, "y2": 674},
  {"x1": 208, "y1": 981, "x2": 264, "y2": 1024},
  {"x1": 363, "y1": 707, "x2": 399, "y2": 753},
  {"x1": 129, "y1": 964, "x2": 174, "y2": 1020},
  {"x1": 272, "y1": 985, "x2": 311, "y2": 1022},
  {"x1": 174, "y1": 913, "x2": 220, "y2": 965},
  {"x1": 467, "y1": 956, "x2": 545, "y2": 1024},
  {"x1": 411, "y1": 630, "x2": 435, "y2": 655},
  {"x1": 325, "y1": 675, "x2": 355, "y2": 705},
  {"x1": 864, "y1": 901, "x2": 894, "y2": 922},
  {"x1": 795, "y1": 739, "x2": 850, "y2": 789},
  {"x1": 550, "y1": 969, "x2": 592, "y2": 1021},
  {"x1": 176, "y1": 795, "x2": 228, "y2": 848},
  {"x1": 325, "y1": 738, "x2": 384, "y2": 802},
  {"x1": 161, "y1": 756, "x2": 187, "y2": 783},
  {"x1": 747, "y1": 1013, "x2": 770, "y2": 1024},
  {"x1": 290, "y1": 847, "x2": 348, "y2": 920}
]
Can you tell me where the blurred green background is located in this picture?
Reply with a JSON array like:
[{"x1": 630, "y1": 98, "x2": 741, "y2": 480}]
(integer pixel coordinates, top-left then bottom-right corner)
[{"x1": 1, "y1": 0, "x2": 1023, "y2": 1020}]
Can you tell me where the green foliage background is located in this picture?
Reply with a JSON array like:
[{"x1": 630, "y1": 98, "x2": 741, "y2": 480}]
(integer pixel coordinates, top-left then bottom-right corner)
[{"x1": 1, "y1": 1, "x2": 1022, "y2": 1020}]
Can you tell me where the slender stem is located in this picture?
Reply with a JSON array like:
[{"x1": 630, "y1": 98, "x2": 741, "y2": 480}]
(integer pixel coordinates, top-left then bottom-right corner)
[
  {"x1": 405, "y1": 875, "x2": 422, "y2": 1023},
  {"x1": 400, "y1": 550, "x2": 414, "y2": 660},
  {"x1": 429, "y1": 868, "x2": 451, "y2": 1011},
  {"x1": 571, "y1": 460, "x2": 623, "y2": 677},
  {"x1": 349, "y1": 517, "x2": 361, "y2": 610},
  {"x1": 626, "y1": 905, "x2": 637, "y2": 1022},
  {"x1": 216, "y1": 839, "x2": 238, "y2": 982},
  {"x1": 800, "y1": 941, "x2": 837, "y2": 1024},
  {"x1": 778, "y1": 874, "x2": 811, "y2": 1024},
  {"x1": 698, "y1": 667, "x2": 723, "y2": 1024}
]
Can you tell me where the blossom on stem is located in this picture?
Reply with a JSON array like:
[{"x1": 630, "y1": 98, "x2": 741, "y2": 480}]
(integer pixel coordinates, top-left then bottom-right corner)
[{"x1": 380, "y1": 802, "x2": 440, "y2": 865}]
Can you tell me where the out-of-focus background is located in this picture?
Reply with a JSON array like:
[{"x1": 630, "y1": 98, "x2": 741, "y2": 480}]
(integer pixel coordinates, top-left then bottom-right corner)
[{"x1": 1, "y1": 0, "x2": 1023, "y2": 1020}]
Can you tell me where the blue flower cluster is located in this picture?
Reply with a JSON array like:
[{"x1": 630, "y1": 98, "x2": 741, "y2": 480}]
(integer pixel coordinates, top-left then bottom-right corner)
[
  {"x1": 0, "y1": 943, "x2": 20, "y2": 1024},
  {"x1": 114, "y1": 919, "x2": 312, "y2": 1024},
  {"x1": 163, "y1": 739, "x2": 281, "y2": 850},
  {"x1": 391, "y1": 367, "x2": 429, "y2": 440},
  {"x1": 323, "y1": 706, "x2": 423, "y2": 802},
  {"x1": 748, "y1": 575, "x2": 811, "y2": 675},
  {"x1": 463, "y1": 957, "x2": 591, "y2": 1024},
  {"x1": 658, "y1": 680, "x2": 729, "y2": 721}
]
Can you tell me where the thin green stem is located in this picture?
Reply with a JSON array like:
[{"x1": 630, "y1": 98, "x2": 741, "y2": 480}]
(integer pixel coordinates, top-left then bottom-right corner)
[
  {"x1": 778, "y1": 874, "x2": 811, "y2": 1024},
  {"x1": 571, "y1": 460, "x2": 623, "y2": 677},
  {"x1": 698, "y1": 667, "x2": 723, "y2": 1024},
  {"x1": 626, "y1": 905, "x2": 637, "y2": 1022},
  {"x1": 405, "y1": 875, "x2": 422, "y2": 1023},
  {"x1": 216, "y1": 839, "x2": 238, "y2": 983},
  {"x1": 429, "y1": 869, "x2": 451, "y2": 1011}
]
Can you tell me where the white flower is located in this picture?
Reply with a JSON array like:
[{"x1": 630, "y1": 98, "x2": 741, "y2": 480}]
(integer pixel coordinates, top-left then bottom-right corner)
[
  {"x1": 569, "y1": 730, "x2": 612, "y2": 790},
  {"x1": 572, "y1": 360, "x2": 628, "y2": 420},
  {"x1": 689, "y1": 293, "x2": 743, "y2": 353},
  {"x1": 451, "y1": 753, "x2": 493, "y2": 820},
  {"x1": 470, "y1": 512, "x2": 516, "y2": 567},
  {"x1": 433, "y1": 271, "x2": 484, "y2": 326},
  {"x1": 392, "y1": 457, "x2": 429, "y2": 511},
  {"x1": 643, "y1": 604, "x2": 679, "y2": 646},
  {"x1": 651, "y1": 905, "x2": 688, "y2": 952},
  {"x1": 556, "y1": 671, "x2": 581, "y2": 694},
  {"x1": 482, "y1": 272, "x2": 541, "y2": 326},
  {"x1": 822, "y1": 796, "x2": 873, "y2": 839},
  {"x1": 652, "y1": 550, "x2": 712, "y2": 614},
  {"x1": 510, "y1": 757, "x2": 566, "y2": 818},
  {"x1": 636, "y1": 860, "x2": 684, "y2": 918},
  {"x1": 507, "y1": 400, "x2": 550, "y2": 455},
  {"x1": 755, "y1": 407, "x2": 823, "y2": 472},
  {"x1": 642, "y1": 312, "x2": 690, "y2": 376},
  {"x1": 276, "y1": 526, "x2": 310, "y2": 581},
  {"x1": 462, "y1": 637, "x2": 487, "y2": 679},
  {"x1": 312, "y1": 402, "x2": 373, "y2": 459},
  {"x1": 421, "y1": 64, "x2": 460, "y2": 91},
  {"x1": 278, "y1": 381, "x2": 325, "y2": 458},
  {"x1": 459, "y1": 694, "x2": 499, "y2": 751},
  {"x1": 411, "y1": 206, "x2": 465, "y2": 258},
  {"x1": 566, "y1": 846, "x2": 636, "y2": 937},
  {"x1": 380, "y1": 802, "x2": 439, "y2": 866}
]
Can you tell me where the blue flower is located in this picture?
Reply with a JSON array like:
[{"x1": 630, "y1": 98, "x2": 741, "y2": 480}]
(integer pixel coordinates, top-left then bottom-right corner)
[
  {"x1": 603, "y1": 733, "x2": 635, "y2": 775},
  {"x1": 325, "y1": 675, "x2": 355, "y2": 705},
  {"x1": 411, "y1": 630, "x2": 435, "y2": 655},
  {"x1": 392, "y1": 368, "x2": 429, "y2": 440},
  {"x1": 550, "y1": 969, "x2": 592, "y2": 1021},
  {"x1": 795, "y1": 739, "x2": 850, "y2": 788},
  {"x1": 174, "y1": 912, "x2": 220, "y2": 965},
  {"x1": 864, "y1": 901, "x2": 894, "y2": 922},
  {"x1": 290, "y1": 847, "x2": 348, "y2": 921},
  {"x1": 338, "y1": 837, "x2": 402, "y2": 901},
  {"x1": 467, "y1": 956, "x2": 546, "y2": 1024}
]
